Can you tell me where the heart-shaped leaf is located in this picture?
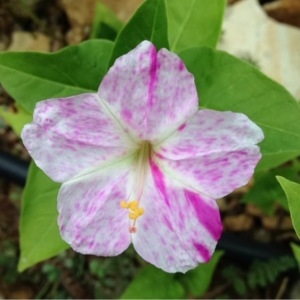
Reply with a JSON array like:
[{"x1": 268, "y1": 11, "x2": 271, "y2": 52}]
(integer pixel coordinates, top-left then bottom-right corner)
[{"x1": 0, "y1": 39, "x2": 113, "y2": 113}]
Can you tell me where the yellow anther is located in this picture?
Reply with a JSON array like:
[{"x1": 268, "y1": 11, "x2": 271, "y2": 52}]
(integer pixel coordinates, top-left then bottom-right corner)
[
  {"x1": 128, "y1": 200, "x2": 139, "y2": 210},
  {"x1": 120, "y1": 200, "x2": 144, "y2": 221},
  {"x1": 129, "y1": 207, "x2": 144, "y2": 220},
  {"x1": 120, "y1": 200, "x2": 130, "y2": 208}
]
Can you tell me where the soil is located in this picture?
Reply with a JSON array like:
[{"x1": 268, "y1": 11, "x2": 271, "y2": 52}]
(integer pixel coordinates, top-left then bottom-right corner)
[{"x1": 0, "y1": 0, "x2": 300, "y2": 298}]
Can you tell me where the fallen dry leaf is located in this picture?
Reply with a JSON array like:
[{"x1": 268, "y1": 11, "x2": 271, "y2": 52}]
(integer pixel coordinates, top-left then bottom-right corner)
[
  {"x1": 279, "y1": 215, "x2": 293, "y2": 230},
  {"x1": 8, "y1": 31, "x2": 50, "y2": 52},
  {"x1": 102, "y1": 0, "x2": 143, "y2": 22},
  {"x1": 59, "y1": 0, "x2": 97, "y2": 26},
  {"x1": 264, "y1": 0, "x2": 300, "y2": 28},
  {"x1": 223, "y1": 214, "x2": 254, "y2": 231},
  {"x1": 59, "y1": 0, "x2": 97, "y2": 44},
  {"x1": 261, "y1": 215, "x2": 280, "y2": 230},
  {"x1": 246, "y1": 203, "x2": 265, "y2": 217},
  {"x1": 219, "y1": 0, "x2": 300, "y2": 101}
]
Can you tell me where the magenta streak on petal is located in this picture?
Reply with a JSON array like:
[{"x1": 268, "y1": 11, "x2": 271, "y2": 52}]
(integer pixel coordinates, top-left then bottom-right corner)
[
  {"x1": 148, "y1": 45, "x2": 158, "y2": 107},
  {"x1": 163, "y1": 215, "x2": 173, "y2": 231},
  {"x1": 154, "y1": 152, "x2": 165, "y2": 160},
  {"x1": 89, "y1": 241, "x2": 95, "y2": 250},
  {"x1": 121, "y1": 108, "x2": 133, "y2": 122},
  {"x1": 184, "y1": 190, "x2": 221, "y2": 241},
  {"x1": 150, "y1": 158, "x2": 170, "y2": 207},
  {"x1": 178, "y1": 123, "x2": 187, "y2": 131},
  {"x1": 178, "y1": 60, "x2": 185, "y2": 71},
  {"x1": 193, "y1": 242, "x2": 210, "y2": 262}
]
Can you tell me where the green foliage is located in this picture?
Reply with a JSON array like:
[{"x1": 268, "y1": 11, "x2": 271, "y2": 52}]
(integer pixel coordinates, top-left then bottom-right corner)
[
  {"x1": 242, "y1": 161, "x2": 300, "y2": 214},
  {"x1": 121, "y1": 251, "x2": 223, "y2": 298},
  {"x1": 165, "y1": 0, "x2": 225, "y2": 52},
  {"x1": 0, "y1": 242, "x2": 20, "y2": 284},
  {"x1": 90, "y1": 1, "x2": 123, "y2": 40},
  {"x1": 0, "y1": 104, "x2": 32, "y2": 136},
  {"x1": 180, "y1": 47, "x2": 300, "y2": 171},
  {"x1": 18, "y1": 162, "x2": 69, "y2": 272},
  {"x1": 87, "y1": 248, "x2": 139, "y2": 298},
  {"x1": 247, "y1": 256, "x2": 296, "y2": 289},
  {"x1": 221, "y1": 265, "x2": 247, "y2": 297},
  {"x1": 222, "y1": 256, "x2": 296, "y2": 297},
  {"x1": 109, "y1": 0, "x2": 169, "y2": 66},
  {"x1": 41, "y1": 263, "x2": 60, "y2": 283},
  {"x1": 89, "y1": 248, "x2": 136, "y2": 281},
  {"x1": 277, "y1": 176, "x2": 300, "y2": 239},
  {"x1": 121, "y1": 265, "x2": 185, "y2": 299},
  {"x1": 178, "y1": 250, "x2": 223, "y2": 297},
  {"x1": 109, "y1": 0, "x2": 225, "y2": 65},
  {"x1": 0, "y1": 39, "x2": 113, "y2": 113},
  {"x1": 290, "y1": 243, "x2": 300, "y2": 271}
]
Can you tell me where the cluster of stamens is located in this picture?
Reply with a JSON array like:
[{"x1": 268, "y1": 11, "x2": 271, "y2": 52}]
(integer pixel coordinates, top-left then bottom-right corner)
[{"x1": 120, "y1": 200, "x2": 144, "y2": 233}]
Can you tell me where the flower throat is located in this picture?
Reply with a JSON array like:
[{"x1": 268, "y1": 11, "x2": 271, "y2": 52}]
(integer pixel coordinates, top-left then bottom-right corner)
[{"x1": 120, "y1": 141, "x2": 151, "y2": 233}]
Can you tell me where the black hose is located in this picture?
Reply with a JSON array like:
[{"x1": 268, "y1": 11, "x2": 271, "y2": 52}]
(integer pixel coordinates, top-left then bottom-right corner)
[
  {"x1": 218, "y1": 231, "x2": 294, "y2": 264},
  {"x1": 0, "y1": 150, "x2": 29, "y2": 186}
]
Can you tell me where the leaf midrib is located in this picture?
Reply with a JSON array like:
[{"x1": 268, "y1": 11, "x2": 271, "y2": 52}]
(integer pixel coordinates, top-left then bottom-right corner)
[
  {"x1": 0, "y1": 63, "x2": 94, "y2": 93},
  {"x1": 256, "y1": 122, "x2": 300, "y2": 138},
  {"x1": 171, "y1": 0, "x2": 196, "y2": 50},
  {"x1": 150, "y1": 0, "x2": 160, "y2": 42}
]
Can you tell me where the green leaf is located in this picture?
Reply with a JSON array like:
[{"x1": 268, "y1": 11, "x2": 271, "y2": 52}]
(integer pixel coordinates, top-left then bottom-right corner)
[
  {"x1": 290, "y1": 242, "x2": 300, "y2": 271},
  {"x1": 165, "y1": 0, "x2": 225, "y2": 52},
  {"x1": 109, "y1": 0, "x2": 169, "y2": 66},
  {"x1": 121, "y1": 265, "x2": 185, "y2": 299},
  {"x1": 233, "y1": 277, "x2": 247, "y2": 297},
  {"x1": 242, "y1": 161, "x2": 300, "y2": 214},
  {"x1": 18, "y1": 162, "x2": 69, "y2": 271},
  {"x1": 0, "y1": 39, "x2": 113, "y2": 113},
  {"x1": 0, "y1": 104, "x2": 32, "y2": 136},
  {"x1": 179, "y1": 251, "x2": 223, "y2": 297},
  {"x1": 180, "y1": 47, "x2": 300, "y2": 171},
  {"x1": 90, "y1": 1, "x2": 123, "y2": 40},
  {"x1": 277, "y1": 176, "x2": 300, "y2": 239}
]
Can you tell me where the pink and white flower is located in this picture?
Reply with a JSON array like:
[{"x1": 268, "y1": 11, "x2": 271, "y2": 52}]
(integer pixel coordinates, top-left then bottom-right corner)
[{"x1": 21, "y1": 41, "x2": 264, "y2": 273}]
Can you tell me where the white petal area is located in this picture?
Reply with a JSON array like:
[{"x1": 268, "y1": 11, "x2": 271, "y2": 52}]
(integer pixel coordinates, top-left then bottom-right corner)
[
  {"x1": 58, "y1": 157, "x2": 135, "y2": 256},
  {"x1": 156, "y1": 110, "x2": 264, "y2": 159},
  {"x1": 21, "y1": 93, "x2": 137, "y2": 183},
  {"x1": 155, "y1": 110, "x2": 264, "y2": 198},
  {"x1": 132, "y1": 159, "x2": 222, "y2": 273},
  {"x1": 98, "y1": 41, "x2": 198, "y2": 142}
]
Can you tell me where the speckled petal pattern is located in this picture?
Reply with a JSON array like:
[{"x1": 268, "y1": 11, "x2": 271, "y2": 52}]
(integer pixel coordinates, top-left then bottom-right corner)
[
  {"x1": 20, "y1": 40, "x2": 265, "y2": 274},
  {"x1": 132, "y1": 159, "x2": 222, "y2": 273},
  {"x1": 58, "y1": 157, "x2": 135, "y2": 256},
  {"x1": 21, "y1": 93, "x2": 137, "y2": 183},
  {"x1": 155, "y1": 110, "x2": 264, "y2": 198},
  {"x1": 98, "y1": 41, "x2": 198, "y2": 142}
]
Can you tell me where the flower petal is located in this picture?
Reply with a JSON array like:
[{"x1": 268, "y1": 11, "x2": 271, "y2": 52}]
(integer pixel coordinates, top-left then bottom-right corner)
[
  {"x1": 132, "y1": 159, "x2": 222, "y2": 273},
  {"x1": 21, "y1": 93, "x2": 137, "y2": 182},
  {"x1": 98, "y1": 41, "x2": 198, "y2": 142},
  {"x1": 58, "y1": 157, "x2": 135, "y2": 256},
  {"x1": 155, "y1": 110, "x2": 264, "y2": 198}
]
